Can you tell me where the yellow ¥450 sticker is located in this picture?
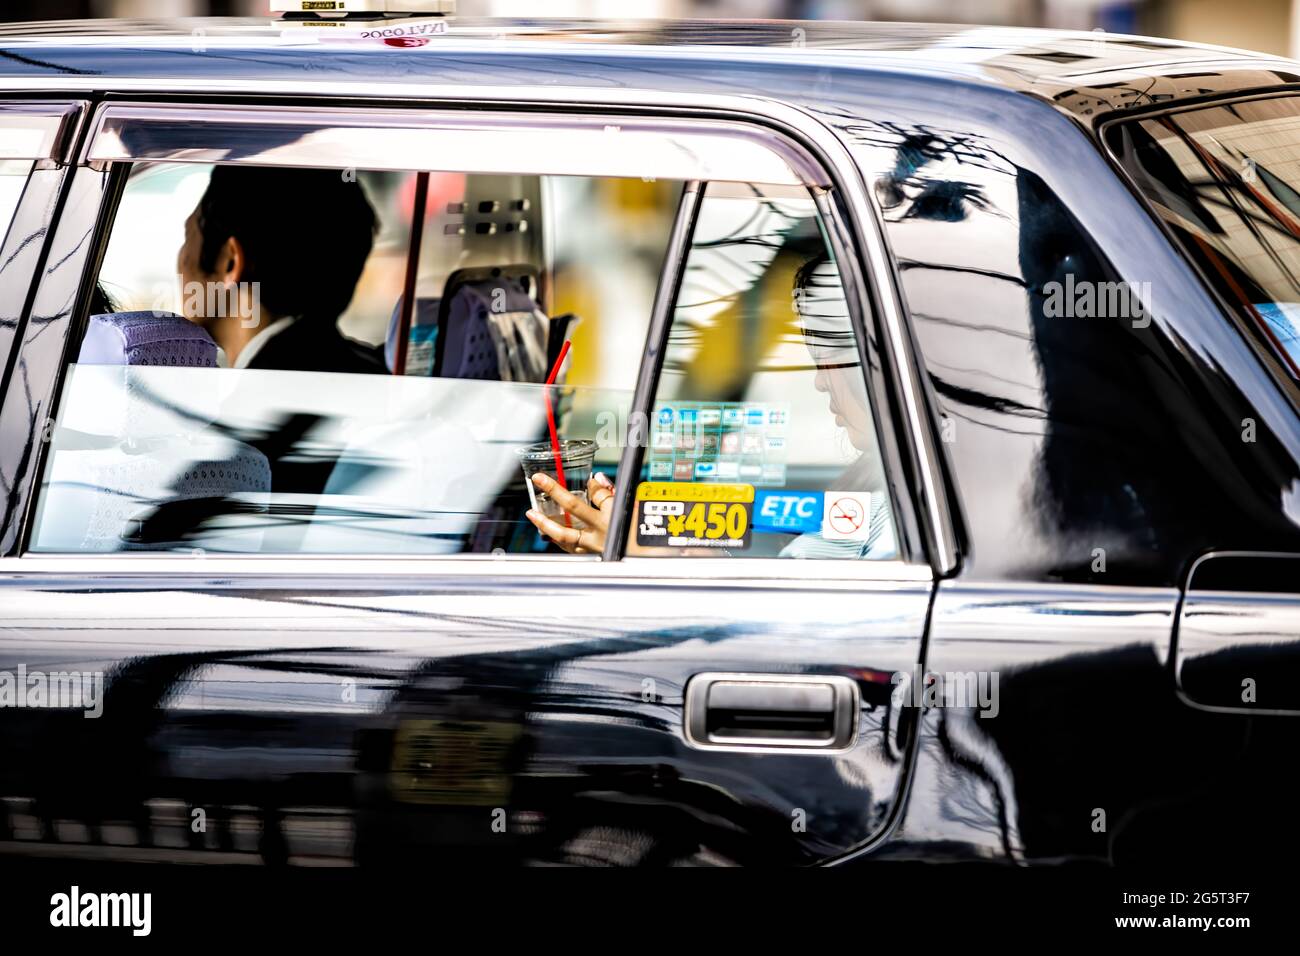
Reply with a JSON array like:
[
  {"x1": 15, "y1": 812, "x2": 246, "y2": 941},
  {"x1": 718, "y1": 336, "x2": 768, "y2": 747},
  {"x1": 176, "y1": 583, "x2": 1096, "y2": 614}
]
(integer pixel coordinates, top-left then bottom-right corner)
[{"x1": 635, "y1": 482, "x2": 753, "y2": 549}]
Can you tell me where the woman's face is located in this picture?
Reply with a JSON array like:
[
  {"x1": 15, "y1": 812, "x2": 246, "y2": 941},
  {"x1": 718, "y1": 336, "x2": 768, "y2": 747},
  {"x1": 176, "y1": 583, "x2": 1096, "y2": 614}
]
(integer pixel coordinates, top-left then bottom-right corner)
[
  {"x1": 796, "y1": 258, "x2": 876, "y2": 453},
  {"x1": 814, "y1": 363, "x2": 875, "y2": 452}
]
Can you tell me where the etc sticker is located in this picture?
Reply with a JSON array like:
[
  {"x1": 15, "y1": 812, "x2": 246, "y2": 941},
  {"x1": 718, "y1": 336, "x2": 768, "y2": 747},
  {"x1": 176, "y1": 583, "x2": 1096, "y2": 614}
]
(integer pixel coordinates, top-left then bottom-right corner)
[
  {"x1": 822, "y1": 491, "x2": 875, "y2": 542},
  {"x1": 636, "y1": 482, "x2": 753, "y2": 549},
  {"x1": 754, "y1": 490, "x2": 824, "y2": 534}
]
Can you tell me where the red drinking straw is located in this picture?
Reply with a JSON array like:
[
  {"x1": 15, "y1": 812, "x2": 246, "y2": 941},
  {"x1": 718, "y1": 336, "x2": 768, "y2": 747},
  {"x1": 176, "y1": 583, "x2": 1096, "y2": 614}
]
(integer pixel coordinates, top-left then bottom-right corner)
[{"x1": 544, "y1": 339, "x2": 572, "y2": 526}]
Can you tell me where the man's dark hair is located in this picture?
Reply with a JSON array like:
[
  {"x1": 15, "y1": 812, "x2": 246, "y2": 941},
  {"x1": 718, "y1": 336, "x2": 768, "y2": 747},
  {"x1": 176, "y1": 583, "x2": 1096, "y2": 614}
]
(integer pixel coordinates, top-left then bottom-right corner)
[{"x1": 196, "y1": 166, "x2": 378, "y2": 324}]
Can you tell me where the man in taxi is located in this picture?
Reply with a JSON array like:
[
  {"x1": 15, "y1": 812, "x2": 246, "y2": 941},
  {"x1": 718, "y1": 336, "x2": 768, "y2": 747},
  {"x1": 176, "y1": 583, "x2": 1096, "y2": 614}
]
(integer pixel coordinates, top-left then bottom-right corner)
[{"x1": 176, "y1": 165, "x2": 385, "y2": 374}]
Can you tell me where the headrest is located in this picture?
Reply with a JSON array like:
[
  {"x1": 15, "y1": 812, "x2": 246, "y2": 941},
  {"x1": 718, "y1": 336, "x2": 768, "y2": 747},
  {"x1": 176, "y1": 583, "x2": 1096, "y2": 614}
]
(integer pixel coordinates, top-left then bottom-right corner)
[
  {"x1": 435, "y1": 269, "x2": 550, "y2": 382},
  {"x1": 41, "y1": 434, "x2": 271, "y2": 552},
  {"x1": 78, "y1": 312, "x2": 217, "y2": 368},
  {"x1": 384, "y1": 296, "x2": 440, "y2": 375}
]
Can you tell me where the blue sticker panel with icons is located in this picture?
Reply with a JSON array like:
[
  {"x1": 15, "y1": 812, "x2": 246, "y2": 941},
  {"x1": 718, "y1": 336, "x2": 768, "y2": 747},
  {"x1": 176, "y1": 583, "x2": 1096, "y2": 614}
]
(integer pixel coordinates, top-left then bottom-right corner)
[
  {"x1": 648, "y1": 401, "x2": 790, "y2": 487},
  {"x1": 753, "y1": 490, "x2": 825, "y2": 534}
]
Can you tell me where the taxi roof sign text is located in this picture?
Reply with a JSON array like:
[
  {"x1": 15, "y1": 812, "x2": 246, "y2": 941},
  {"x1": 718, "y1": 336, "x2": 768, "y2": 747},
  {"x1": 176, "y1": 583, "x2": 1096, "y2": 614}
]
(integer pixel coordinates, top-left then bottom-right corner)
[{"x1": 271, "y1": 0, "x2": 456, "y2": 16}]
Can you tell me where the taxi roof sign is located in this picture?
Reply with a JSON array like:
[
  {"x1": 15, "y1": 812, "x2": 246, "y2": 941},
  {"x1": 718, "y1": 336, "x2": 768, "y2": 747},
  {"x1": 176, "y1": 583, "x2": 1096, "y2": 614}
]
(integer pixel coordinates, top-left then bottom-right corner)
[{"x1": 271, "y1": 1, "x2": 455, "y2": 16}]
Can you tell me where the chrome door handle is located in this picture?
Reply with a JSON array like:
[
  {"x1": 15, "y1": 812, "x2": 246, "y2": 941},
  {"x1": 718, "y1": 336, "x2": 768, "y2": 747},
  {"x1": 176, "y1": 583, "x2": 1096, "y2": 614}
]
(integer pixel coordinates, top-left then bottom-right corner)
[{"x1": 684, "y1": 673, "x2": 858, "y2": 751}]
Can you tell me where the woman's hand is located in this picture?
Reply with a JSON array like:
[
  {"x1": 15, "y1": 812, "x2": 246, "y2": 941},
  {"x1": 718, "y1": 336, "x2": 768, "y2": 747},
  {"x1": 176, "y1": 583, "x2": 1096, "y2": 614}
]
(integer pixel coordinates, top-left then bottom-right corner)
[{"x1": 525, "y1": 471, "x2": 615, "y2": 554}]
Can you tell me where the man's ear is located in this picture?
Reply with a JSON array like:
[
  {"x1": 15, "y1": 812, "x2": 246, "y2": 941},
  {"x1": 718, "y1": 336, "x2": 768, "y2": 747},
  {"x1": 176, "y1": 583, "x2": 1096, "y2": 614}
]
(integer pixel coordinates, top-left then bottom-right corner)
[{"x1": 218, "y1": 235, "x2": 246, "y2": 286}]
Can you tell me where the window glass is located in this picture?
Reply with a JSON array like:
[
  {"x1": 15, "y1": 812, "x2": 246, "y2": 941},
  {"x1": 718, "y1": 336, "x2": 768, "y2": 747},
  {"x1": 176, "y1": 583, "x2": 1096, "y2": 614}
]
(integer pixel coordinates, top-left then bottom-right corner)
[
  {"x1": 1111, "y1": 96, "x2": 1300, "y2": 375},
  {"x1": 0, "y1": 158, "x2": 34, "y2": 249},
  {"x1": 30, "y1": 160, "x2": 681, "y2": 555},
  {"x1": 633, "y1": 182, "x2": 897, "y2": 559}
]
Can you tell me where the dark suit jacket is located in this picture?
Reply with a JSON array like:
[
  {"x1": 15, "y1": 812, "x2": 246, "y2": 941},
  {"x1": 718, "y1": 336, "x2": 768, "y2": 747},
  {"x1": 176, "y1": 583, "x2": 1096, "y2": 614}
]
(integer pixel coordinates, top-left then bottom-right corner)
[
  {"x1": 244, "y1": 316, "x2": 386, "y2": 375},
  {"x1": 236, "y1": 318, "x2": 384, "y2": 502}
]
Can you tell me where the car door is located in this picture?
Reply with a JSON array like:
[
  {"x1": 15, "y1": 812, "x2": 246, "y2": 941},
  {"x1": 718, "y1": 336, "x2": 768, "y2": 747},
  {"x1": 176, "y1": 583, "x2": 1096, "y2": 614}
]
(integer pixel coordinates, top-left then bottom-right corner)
[{"x1": 0, "y1": 97, "x2": 941, "y2": 866}]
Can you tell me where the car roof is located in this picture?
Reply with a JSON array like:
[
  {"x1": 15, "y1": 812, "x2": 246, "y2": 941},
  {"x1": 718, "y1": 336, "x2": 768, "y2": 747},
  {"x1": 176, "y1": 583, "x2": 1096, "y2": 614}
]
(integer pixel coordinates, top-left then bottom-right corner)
[{"x1": 1, "y1": 17, "x2": 1297, "y2": 126}]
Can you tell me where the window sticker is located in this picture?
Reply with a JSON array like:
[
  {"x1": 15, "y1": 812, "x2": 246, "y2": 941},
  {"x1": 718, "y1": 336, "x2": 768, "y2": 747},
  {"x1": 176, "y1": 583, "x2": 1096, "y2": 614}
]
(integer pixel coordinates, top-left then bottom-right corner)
[
  {"x1": 636, "y1": 482, "x2": 753, "y2": 549},
  {"x1": 646, "y1": 402, "x2": 789, "y2": 487},
  {"x1": 754, "y1": 490, "x2": 825, "y2": 535},
  {"x1": 822, "y1": 491, "x2": 876, "y2": 542},
  {"x1": 402, "y1": 323, "x2": 438, "y2": 376}
]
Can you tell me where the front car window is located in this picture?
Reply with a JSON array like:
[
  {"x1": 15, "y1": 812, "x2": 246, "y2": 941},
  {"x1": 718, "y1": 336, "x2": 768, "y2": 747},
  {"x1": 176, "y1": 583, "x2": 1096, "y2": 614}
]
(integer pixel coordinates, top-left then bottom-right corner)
[{"x1": 1110, "y1": 96, "x2": 1300, "y2": 376}]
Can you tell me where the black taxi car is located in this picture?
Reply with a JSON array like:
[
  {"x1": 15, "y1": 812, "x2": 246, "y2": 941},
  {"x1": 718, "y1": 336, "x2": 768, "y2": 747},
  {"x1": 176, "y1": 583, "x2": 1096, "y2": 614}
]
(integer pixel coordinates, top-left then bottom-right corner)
[{"x1": 0, "y1": 12, "x2": 1297, "y2": 868}]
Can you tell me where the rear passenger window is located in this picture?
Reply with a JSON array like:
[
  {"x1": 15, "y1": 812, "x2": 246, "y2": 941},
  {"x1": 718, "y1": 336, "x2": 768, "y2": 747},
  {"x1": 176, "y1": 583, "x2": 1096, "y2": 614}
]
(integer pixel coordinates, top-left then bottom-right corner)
[
  {"x1": 30, "y1": 160, "x2": 681, "y2": 555},
  {"x1": 633, "y1": 182, "x2": 897, "y2": 559}
]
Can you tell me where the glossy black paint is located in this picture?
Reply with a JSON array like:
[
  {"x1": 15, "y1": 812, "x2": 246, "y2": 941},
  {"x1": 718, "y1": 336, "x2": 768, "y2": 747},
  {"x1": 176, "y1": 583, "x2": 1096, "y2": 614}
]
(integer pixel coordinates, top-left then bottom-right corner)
[
  {"x1": 835, "y1": 73, "x2": 1300, "y2": 586},
  {"x1": 0, "y1": 19, "x2": 1296, "y2": 867},
  {"x1": 0, "y1": 571, "x2": 929, "y2": 864}
]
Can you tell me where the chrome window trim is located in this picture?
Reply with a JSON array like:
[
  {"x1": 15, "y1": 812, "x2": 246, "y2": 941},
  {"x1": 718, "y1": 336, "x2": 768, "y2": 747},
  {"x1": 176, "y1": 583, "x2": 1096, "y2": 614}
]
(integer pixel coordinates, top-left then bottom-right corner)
[
  {"x1": 5, "y1": 80, "x2": 956, "y2": 577},
  {"x1": 0, "y1": 101, "x2": 84, "y2": 163},
  {"x1": 0, "y1": 554, "x2": 932, "y2": 587},
  {"x1": 85, "y1": 103, "x2": 822, "y2": 187}
]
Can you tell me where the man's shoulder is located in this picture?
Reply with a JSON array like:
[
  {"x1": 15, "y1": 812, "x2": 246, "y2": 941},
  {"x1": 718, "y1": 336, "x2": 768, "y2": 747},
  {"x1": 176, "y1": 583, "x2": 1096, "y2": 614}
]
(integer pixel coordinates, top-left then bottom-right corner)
[{"x1": 251, "y1": 318, "x2": 386, "y2": 375}]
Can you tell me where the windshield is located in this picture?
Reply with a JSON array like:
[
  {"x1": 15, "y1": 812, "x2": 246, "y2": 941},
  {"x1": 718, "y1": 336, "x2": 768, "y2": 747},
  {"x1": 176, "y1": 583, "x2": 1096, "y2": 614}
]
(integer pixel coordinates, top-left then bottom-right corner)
[{"x1": 1110, "y1": 95, "x2": 1300, "y2": 377}]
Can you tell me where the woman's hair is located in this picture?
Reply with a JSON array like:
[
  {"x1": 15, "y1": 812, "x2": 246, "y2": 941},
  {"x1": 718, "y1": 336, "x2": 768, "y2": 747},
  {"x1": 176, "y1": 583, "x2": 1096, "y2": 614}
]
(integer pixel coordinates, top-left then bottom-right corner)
[
  {"x1": 792, "y1": 252, "x2": 858, "y2": 370},
  {"x1": 794, "y1": 252, "x2": 886, "y2": 494},
  {"x1": 793, "y1": 251, "x2": 833, "y2": 297}
]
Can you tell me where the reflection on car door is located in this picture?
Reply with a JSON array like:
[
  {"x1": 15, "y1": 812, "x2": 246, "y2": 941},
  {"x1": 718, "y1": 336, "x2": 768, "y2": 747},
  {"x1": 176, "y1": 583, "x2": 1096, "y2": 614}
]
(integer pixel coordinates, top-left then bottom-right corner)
[{"x1": 0, "y1": 561, "x2": 933, "y2": 865}]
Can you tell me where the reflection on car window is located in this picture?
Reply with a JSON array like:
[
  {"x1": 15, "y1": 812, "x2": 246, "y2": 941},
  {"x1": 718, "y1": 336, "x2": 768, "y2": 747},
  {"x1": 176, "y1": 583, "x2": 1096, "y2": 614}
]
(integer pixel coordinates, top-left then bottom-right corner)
[
  {"x1": 1112, "y1": 96, "x2": 1300, "y2": 375},
  {"x1": 31, "y1": 368, "x2": 635, "y2": 555},
  {"x1": 0, "y1": 158, "x2": 33, "y2": 251},
  {"x1": 635, "y1": 182, "x2": 897, "y2": 560},
  {"x1": 32, "y1": 161, "x2": 681, "y2": 556}
]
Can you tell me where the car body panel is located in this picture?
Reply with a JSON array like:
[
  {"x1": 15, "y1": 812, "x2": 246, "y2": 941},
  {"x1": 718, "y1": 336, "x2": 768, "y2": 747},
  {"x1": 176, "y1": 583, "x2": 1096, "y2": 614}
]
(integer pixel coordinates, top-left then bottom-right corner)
[{"x1": 0, "y1": 562, "x2": 931, "y2": 865}]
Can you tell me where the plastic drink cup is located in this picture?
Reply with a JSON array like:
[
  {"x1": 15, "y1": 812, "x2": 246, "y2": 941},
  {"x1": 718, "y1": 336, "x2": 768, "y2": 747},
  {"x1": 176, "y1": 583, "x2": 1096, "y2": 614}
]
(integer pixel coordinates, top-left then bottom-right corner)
[{"x1": 517, "y1": 439, "x2": 596, "y2": 526}]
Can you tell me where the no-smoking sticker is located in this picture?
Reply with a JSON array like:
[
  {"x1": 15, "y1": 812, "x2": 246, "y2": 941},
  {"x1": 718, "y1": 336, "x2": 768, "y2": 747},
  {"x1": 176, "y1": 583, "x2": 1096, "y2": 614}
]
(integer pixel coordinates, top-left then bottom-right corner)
[{"x1": 822, "y1": 492, "x2": 873, "y2": 541}]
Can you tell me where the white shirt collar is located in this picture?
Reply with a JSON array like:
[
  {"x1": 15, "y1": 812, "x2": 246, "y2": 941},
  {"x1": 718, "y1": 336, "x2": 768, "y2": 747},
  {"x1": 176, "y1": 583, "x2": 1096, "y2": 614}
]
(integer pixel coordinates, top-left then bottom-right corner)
[{"x1": 226, "y1": 315, "x2": 299, "y2": 370}]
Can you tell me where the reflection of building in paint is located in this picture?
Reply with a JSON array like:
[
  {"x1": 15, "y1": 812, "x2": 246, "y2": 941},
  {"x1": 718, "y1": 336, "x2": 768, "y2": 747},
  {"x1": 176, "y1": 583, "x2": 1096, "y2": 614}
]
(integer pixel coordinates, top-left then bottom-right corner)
[
  {"x1": 6, "y1": 0, "x2": 1300, "y2": 61},
  {"x1": 4, "y1": 1, "x2": 1298, "y2": 79},
  {"x1": 1143, "y1": 0, "x2": 1296, "y2": 58},
  {"x1": 468, "y1": 0, "x2": 1300, "y2": 61}
]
